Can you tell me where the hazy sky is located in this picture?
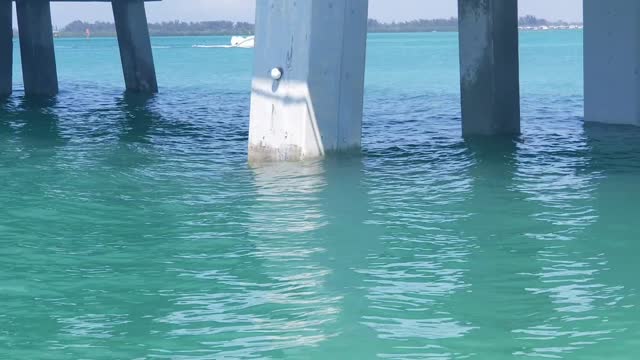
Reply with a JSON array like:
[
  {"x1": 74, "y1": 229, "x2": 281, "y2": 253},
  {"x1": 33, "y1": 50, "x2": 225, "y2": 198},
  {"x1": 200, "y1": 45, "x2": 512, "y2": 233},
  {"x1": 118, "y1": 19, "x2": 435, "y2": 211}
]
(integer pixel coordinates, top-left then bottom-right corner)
[{"x1": 38, "y1": 0, "x2": 583, "y2": 27}]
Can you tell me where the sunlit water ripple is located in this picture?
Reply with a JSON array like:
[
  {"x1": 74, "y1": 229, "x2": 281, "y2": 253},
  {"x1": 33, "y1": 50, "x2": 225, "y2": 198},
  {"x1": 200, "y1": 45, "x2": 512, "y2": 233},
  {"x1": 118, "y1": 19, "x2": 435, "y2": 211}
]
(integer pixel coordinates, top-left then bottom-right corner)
[{"x1": 1, "y1": 32, "x2": 640, "y2": 359}]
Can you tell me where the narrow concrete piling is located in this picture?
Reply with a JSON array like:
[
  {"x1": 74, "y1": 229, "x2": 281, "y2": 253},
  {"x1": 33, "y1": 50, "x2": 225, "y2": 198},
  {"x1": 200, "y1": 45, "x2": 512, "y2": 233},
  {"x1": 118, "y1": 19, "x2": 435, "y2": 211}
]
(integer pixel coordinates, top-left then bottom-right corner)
[
  {"x1": 16, "y1": 0, "x2": 58, "y2": 96},
  {"x1": 0, "y1": 1, "x2": 11, "y2": 97},
  {"x1": 584, "y1": 0, "x2": 640, "y2": 125},
  {"x1": 248, "y1": 0, "x2": 369, "y2": 161},
  {"x1": 458, "y1": 0, "x2": 520, "y2": 136},
  {"x1": 112, "y1": 0, "x2": 158, "y2": 93}
]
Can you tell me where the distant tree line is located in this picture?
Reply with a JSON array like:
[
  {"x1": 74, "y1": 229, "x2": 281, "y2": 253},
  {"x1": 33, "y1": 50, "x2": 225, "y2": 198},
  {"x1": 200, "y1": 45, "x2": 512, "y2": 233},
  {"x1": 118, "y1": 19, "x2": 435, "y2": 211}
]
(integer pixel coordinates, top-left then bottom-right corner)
[
  {"x1": 45, "y1": 15, "x2": 580, "y2": 38},
  {"x1": 518, "y1": 15, "x2": 571, "y2": 27},
  {"x1": 367, "y1": 16, "x2": 578, "y2": 33},
  {"x1": 60, "y1": 20, "x2": 254, "y2": 37},
  {"x1": 367, "y1": 18, "x2": 459, "y2": 32}
]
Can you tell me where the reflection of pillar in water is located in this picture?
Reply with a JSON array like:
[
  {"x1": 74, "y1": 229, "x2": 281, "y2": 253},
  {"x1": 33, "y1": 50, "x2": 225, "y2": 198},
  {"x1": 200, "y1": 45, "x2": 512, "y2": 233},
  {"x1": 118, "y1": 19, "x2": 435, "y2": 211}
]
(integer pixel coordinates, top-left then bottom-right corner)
[
  {"x1": 451, "y1": 138, "x2": 547, "y2": 354},
  {"x1": 359, "y1": 144, "x2": 476, "y2": 356},
  {"x1": 510, "y1": 128, "x2": 620, "y2": 357},
  {"x1": 245, "y1": 160, "x2": 336, "y2": 357},
  {"x1": 117, "y1": 93, "x2": 157, "y2": 143},
  {"x1": 16, "y1": 97, "x2": 63, "y2": 147},
  {"x1": 572, "y1": 124, "x2": 640, "y2": 355},
  {"x1": 307, "y1": 156, "x2": 382, "y2": 358}
]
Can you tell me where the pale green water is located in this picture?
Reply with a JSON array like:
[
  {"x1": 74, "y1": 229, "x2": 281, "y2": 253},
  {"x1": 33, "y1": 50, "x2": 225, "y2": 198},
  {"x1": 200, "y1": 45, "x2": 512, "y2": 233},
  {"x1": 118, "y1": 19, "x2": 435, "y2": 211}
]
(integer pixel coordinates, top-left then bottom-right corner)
[{"x1": 2, "y1": 31, "x2": 640, "y2": 359}]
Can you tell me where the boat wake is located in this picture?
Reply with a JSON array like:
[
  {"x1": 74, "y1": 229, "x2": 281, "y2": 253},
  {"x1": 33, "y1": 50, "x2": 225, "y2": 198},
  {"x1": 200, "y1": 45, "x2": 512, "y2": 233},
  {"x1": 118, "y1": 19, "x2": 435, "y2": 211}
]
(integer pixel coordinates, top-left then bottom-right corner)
[
  {"x1": 192, "y1": 45, "x2": 234, "y2": 48},
  {"x1": 192, "y1": 36, "x2": 255, "y2": 49}
]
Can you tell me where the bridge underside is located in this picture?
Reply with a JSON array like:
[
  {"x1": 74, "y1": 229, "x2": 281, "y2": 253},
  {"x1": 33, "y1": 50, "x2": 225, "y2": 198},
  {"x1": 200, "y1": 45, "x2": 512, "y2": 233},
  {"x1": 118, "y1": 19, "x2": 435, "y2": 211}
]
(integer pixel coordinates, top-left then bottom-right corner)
[{"x1": 0, "y1": 0, "x2": 159, "y2": 97}]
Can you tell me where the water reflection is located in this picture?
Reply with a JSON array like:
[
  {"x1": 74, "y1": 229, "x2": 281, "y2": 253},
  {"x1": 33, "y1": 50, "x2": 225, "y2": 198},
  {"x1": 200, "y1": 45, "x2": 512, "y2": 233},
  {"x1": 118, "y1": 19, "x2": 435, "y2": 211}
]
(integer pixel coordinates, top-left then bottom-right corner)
[
  {"x1": 511, "y1": 122, "x2": 630, "y2": 358},
  {"x1": 185, "y1": 156, "x2": 385, "y2": 359},
  {"x1": 161, "y1": 160, "x2": 333, "y2": 359},
  {"x1": 0, "y1": 97, "x2": 15, "y2": 136},
  {"x1": 578, "y1": 124, "x2": 640, "y2": 354},
  {"x1": 0, "y1": 97, "x2": 65, "y2": 217},
  {"x1": 313, "y1": 156, "x2": 382, "y2": 358},
  {"x1": 451, "y1": 137, "x2": 550, "y2": 357},
  {"x1": 0, "y1": 96, "x2": 66, "y2": 150},
  {"x1": 98, "y1": 93, "x2": 163, "y2": 169},
  {"x1": 17, "y1": 96, "x2": 62, "y2": 139},
  {"x1": 117, "y1": 92, "x2": 158, "y2": 144},
  {"x1": 361, "y1": 139, "x2": 476, "y2": 358}
]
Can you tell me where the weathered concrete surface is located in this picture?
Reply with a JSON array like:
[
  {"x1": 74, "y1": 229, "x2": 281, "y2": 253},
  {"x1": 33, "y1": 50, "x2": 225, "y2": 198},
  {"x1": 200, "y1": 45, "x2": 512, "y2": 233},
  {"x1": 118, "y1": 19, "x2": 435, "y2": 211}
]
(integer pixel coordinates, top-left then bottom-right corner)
[
  {"x1": 584, "y1": 0, "x2": 640, "y2": 125},
  {"x1": 248, "y1": 0, "x2": 369, "y2": 162},
  {"x1": 0, "y1": 1, "x2": 11, "y2": 97},
  {"x1": 458, "y1": 0, "x2": 520, "y2": 136},
  {"x1": 112, "y1": 0, "x2": 158, "y2": 93},
  {"x1": 17, "y1": 0, "x2": 58, "y2": 96}
]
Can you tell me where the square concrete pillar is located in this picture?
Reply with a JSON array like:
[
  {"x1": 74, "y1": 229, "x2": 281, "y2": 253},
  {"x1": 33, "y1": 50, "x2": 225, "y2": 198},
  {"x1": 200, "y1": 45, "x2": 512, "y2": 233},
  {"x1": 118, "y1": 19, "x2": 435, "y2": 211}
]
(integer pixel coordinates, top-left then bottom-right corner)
[
  {"x1": 16, "y1": 0, "x2": 58, "y2": 96},
  {"x1": 458, "y1": 0, "x2": 521, "y2": 136},
  {"x1": 584, "y1": 0, "x2": 640, "y2": 125},
  {"x1": 112, "y1": 0, "x2": 158, "y2": 93},
  {"x1": 0, "y1": 1, "x2": 11, "y2": 97},
  {"x1": 248, "y1": 0, "x2": 369, "y2": 162}
]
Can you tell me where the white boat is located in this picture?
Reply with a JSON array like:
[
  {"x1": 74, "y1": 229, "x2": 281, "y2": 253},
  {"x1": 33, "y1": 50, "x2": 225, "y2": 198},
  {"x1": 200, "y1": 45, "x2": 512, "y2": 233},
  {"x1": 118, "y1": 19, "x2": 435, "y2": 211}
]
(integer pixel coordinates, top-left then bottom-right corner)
[{"x1": 231, "y1": 36, "x2": 255, "y2": 49}]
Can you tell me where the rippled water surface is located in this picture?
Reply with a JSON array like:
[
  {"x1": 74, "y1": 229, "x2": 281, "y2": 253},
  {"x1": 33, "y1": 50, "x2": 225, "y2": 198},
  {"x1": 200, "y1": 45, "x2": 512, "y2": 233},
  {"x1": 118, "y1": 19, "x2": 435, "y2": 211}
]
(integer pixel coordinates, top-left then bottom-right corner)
[{"x1": 2, "y1": 32, "x2": 640, "y2": 359}]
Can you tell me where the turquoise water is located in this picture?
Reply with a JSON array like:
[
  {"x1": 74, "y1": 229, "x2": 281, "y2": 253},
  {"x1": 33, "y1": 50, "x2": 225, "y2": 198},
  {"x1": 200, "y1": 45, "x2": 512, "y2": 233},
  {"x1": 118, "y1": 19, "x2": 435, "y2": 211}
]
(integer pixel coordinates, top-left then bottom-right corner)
[{"x1": 2, "y1": 31, "x2": 640, "y2": 359}]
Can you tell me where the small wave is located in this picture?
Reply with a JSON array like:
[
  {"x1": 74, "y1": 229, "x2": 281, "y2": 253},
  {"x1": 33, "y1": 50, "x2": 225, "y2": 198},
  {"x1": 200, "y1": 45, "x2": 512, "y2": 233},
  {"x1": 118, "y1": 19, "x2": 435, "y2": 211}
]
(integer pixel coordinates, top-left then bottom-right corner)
[{"x1": 152, "y1": 46, "x2": 171, "y2": 49}]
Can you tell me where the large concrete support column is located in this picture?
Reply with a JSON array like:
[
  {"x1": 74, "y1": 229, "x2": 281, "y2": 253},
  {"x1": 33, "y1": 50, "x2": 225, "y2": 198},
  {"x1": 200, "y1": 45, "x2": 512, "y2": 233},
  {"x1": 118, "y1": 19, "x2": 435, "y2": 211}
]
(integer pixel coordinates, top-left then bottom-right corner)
[
  {"x1": 248, "y1": 0, "x2": 369, "y2": 162},
  {"x1": 584, "y1": 1, "x2": 640, "y2": 125},
  {"x1": 16, "y1": 0, "x2": 58, "y2": 96},
  {"x1": 0, "y1": 1, "x2": 11, "y2": 97},
  {"x1": 458, "y1": 0, "x2": 520, "y2": 136},
  {"x1": 112, "y1": 0, "x2": 158, "y2": 93}
]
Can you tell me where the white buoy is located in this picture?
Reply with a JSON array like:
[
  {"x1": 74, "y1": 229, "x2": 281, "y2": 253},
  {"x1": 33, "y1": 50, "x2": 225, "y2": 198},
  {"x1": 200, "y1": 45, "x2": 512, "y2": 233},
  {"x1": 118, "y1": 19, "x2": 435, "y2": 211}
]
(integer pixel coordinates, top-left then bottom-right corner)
[{"x1": 270, "y1": 67, "x2": 283, "y2": 81}]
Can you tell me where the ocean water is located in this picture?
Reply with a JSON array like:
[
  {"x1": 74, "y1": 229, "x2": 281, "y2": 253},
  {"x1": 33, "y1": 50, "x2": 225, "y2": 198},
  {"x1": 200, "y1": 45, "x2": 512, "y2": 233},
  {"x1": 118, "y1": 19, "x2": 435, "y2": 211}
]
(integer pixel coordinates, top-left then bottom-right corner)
[{"x1": 2, "y1": 31, "x2": 640, "y2": 359}]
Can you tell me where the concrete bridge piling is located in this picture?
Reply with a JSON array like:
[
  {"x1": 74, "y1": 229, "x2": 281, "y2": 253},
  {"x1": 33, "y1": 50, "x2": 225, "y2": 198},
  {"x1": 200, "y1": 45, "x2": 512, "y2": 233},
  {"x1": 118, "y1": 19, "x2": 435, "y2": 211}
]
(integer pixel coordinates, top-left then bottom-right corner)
[
  {"x1": 584, "y1": 0, "x2": 640, "y2": 126},
  {"x1": 16, "y1": 0, "x2": 59, "y2": 97},
  {"x1": 248, "y1": 0, "x2": 523, "y2": 161},
  {"x1": 458, "y1": 0, "x2": 520, "y2": 136},
  {"x1": 113, "y1": 0, "x2": 158, "y2": 93},
  {"x1": 1, "y1": 0, "x2": 158, "y2": 97},
  {"x1": 252, "y1": 0, "x2": 640, "y2": 161},
  {"x1": 248, "y1": 0, "x2": 369, "y2": 162},
  {"x1": 0, "y1": 0, "x2": 12, "y2": 97}
]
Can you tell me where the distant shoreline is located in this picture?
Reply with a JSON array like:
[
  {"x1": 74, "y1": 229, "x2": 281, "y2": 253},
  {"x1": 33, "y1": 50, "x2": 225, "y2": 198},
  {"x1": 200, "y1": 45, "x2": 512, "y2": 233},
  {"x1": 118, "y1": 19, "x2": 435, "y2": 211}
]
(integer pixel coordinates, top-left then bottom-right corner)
[
  {"x1": 519, "y1": 25, "x2": 583, "y2": 31},
  {"x1": 12, "y1": 15, "x2": 579, "y2": 39},
  {"x1": 43, "y1": 28, "x2": 583, "y2": 39}
]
